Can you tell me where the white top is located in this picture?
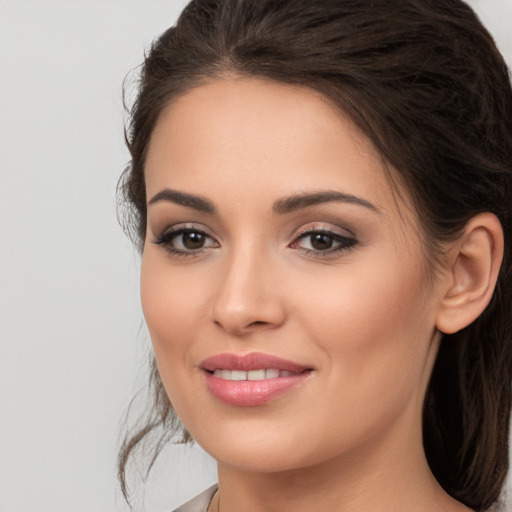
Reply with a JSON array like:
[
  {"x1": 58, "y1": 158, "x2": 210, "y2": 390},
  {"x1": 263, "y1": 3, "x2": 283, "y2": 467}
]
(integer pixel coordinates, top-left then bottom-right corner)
[
  {"x1": 173, "y1": 485, "x2": 218, "y2": 512},
  {"x1": 172, "y1": 484, "x2": 506, "y2": 512}
]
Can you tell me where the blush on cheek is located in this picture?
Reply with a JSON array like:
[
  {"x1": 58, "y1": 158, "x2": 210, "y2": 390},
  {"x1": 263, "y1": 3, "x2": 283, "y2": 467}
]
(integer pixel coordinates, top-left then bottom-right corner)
[
  {"x1": 141, "y1": 256, "x2": 196, "y2": 339},
  {"x1": 304, "y1": 260, "x2": 432, "y2": 385}
]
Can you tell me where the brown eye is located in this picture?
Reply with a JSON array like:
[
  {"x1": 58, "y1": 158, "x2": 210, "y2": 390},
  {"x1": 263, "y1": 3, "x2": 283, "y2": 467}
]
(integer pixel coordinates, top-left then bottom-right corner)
[
  {"x1": 153, "y1": 227, "x2": 219, "y2": 256},
  {"x1": 182, "y1": 232, "x2": 206, "y2": 250},
  {"x1": 310, "y1": 233, "x2": 334, "y2": 251},
  {"x1": 291, "y1": 229, "x2": 357, "y2": 255}
]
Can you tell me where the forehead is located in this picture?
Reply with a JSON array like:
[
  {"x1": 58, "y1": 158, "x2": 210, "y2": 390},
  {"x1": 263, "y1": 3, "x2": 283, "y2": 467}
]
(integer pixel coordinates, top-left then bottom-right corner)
[{"x1": 145, "y1": 77, "x2": 411, "y2": 222}]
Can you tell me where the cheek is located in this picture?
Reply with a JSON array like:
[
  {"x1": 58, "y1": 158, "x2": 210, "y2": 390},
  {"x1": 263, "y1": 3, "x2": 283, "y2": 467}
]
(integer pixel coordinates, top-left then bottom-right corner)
[
  {"x1": 283, "y1": 256, "x2": 436, "y2": 459},
  {"x1": 140, "y1": 251, "x2": 208, "y2": 378},
  {"x1": 297, "y1": 252, "x2": 433, "y2": 395}
]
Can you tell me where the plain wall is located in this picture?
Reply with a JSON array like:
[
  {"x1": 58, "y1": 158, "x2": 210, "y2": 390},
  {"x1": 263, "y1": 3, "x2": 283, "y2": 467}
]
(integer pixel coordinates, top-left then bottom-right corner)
[{"x1": 0, "y1": 1, "x2": 511, "y2": 511}]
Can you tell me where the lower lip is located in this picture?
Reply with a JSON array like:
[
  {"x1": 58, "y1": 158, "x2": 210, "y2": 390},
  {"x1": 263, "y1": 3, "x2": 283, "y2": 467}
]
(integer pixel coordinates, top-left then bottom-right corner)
[{"x1": 203, "y1": 371, "x2": 312, "y2": 407}]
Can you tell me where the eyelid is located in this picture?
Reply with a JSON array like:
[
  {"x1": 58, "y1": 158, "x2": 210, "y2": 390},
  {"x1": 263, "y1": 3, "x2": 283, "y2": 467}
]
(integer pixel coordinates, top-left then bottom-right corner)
[
  {"x1": 293, "y1": 222, "x2": 355, "y2": 239},
  {"x1": 153, "y1": 222, "x2": 217, "y2": 240},
  {"x1": 151, "y1": 221, "x2": 356, "y2": 258},
  {"x1": 289, "y1": 223, "x2": 358, "y2": 256},
  {"x1": 152, "y1": 223, "x2": 220, "y2": 256}
]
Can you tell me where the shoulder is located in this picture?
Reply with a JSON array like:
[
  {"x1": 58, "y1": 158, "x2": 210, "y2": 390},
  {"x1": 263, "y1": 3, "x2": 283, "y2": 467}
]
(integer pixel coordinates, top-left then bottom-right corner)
[{"x1": 172, "y1": 484, "x2": 218, "y2": 512}]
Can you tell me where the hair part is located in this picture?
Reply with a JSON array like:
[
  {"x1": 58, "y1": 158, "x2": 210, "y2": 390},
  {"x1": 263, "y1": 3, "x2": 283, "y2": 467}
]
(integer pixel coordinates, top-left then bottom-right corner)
[{"x1": 117, "y1": 1, "x2": 512, "y2": 509}]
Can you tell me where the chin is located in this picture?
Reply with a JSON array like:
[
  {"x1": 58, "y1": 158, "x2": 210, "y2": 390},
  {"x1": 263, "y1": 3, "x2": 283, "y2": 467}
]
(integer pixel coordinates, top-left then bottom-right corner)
[
  {"x1": 184, "y1": 417, "x2": 307, "y2": 472},
  {"x1": 206, "y1": 440, "x2": 311, "y2": 474}
]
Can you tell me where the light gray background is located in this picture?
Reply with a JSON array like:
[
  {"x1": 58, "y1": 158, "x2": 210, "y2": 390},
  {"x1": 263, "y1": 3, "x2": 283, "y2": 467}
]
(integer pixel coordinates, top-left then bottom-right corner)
[{"x1": 0, "y1": 1, "x2": 511, "y2": 511}]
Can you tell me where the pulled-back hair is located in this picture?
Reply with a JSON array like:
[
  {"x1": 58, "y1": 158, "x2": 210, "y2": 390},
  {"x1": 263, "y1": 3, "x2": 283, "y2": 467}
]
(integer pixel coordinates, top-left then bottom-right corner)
[{"x1": 117, "y1": 1, "x2": 512, "y2": 510}]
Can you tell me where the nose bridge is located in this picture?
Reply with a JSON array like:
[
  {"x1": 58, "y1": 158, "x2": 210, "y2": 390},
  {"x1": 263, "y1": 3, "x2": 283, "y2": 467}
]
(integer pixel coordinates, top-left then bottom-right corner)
[{"x1": 211, "y1": 240, "x2": 285, "y2": 335}]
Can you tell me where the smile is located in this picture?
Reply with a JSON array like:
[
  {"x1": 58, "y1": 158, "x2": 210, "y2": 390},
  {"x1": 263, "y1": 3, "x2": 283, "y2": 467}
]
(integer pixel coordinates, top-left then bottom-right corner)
[
  {"x1": 212, "y1": 369, "x2": 296, "y2": 380},
  {"x1": 200, "y1": 352, "x2": 313, "y2": 407}
]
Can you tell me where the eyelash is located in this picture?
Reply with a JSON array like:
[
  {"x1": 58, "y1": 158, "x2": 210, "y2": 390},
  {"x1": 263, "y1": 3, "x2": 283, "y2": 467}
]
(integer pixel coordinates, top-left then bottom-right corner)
[
  {"x1": 152, "y1": 226, "x2": 357, "y2": 258},
  {"x1": 152, "y1": 226, "x2": 217, "y2": 258},
  {"x1": 291, "y1": 227, "x2": 357, "y2": 256}
]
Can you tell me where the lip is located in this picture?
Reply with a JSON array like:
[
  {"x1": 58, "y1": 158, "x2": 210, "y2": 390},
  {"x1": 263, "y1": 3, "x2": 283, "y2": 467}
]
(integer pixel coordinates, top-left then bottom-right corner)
[
  {"x1": 200, "y1": 352, "x2": 313, "y2": 407},
  {"x1": 201, "y1": 352, "x2": 311, "y2": 372}
]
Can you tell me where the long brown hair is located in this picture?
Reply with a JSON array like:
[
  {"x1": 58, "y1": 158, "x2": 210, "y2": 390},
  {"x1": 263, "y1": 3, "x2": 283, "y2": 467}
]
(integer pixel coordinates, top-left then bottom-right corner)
[{"x1": 117, "y1": 1, "x2": 512, "y2": 510}]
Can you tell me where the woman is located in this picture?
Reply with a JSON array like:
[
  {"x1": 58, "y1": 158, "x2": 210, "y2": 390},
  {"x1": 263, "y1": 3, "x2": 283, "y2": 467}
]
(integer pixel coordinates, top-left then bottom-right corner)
[{"x1": 117, "y1": 0, "x2": 512, "y2": 511}]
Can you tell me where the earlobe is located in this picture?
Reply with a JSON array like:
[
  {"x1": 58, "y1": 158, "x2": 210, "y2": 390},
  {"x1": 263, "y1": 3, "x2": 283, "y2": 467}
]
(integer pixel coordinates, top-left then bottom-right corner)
[{"x1": 436, "y1": 213, "x2": 504, "y2": 335}]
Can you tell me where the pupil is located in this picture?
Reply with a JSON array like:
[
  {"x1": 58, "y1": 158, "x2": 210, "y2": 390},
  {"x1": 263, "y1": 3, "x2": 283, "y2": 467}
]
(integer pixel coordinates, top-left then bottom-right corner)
[
  {"x1": 311, "y1": 233, "x2": 333, "y2": 250},
  {"x1": 183, "y1": 232, "x2": 205, "y2": 249}
]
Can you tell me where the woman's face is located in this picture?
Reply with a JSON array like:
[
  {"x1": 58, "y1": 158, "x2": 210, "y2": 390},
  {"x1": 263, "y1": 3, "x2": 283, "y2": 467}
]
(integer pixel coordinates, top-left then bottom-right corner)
[{"x1": 141, "y1": 78, "x2": 446, "y2": 473}]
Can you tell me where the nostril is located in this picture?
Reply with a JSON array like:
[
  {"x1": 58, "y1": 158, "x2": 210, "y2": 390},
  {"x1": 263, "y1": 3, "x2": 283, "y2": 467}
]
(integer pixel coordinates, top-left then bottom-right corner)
[{"x1": 248, "y1": 321, "x2": 268, "y2": 328}]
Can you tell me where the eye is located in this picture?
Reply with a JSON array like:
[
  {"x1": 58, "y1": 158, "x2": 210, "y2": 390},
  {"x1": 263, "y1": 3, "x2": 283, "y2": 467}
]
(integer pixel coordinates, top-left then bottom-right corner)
[
  {"x1": 152, "y1": 226, "x2": 219, "y2": 256},
  {"x1": 291, "y1": 228, "x2": 357, "y2": 255}
]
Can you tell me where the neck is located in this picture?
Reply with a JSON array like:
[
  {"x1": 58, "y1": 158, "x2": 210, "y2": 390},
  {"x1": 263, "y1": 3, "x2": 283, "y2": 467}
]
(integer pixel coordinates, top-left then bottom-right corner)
[{"x1": 214, "y1": 412, "x2": 471, "y2": 512}]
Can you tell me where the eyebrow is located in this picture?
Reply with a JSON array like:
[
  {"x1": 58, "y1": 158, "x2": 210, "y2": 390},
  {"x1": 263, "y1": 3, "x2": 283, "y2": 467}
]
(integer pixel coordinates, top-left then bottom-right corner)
[
  {"x1": 147, "y1": 188, "x2": 379, "y2": 215},
  {"x1": 148, "y1": 188, "x2": 216, "y2": 213},
  {"x1": 272, "y1": 191, "x2": 380, "y2": 215}
]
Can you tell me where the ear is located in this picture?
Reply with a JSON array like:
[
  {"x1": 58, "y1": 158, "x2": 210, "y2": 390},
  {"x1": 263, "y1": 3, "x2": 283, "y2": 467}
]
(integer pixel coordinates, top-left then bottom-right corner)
[{"x1": 436, "y1": 212, "x2": 504, "y2": 335}]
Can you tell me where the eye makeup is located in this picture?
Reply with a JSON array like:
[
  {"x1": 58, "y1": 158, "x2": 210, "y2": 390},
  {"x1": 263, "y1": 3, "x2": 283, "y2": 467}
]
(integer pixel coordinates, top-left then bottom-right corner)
[
  {"x1": 152, "y1": 221, "x2": 358, "y2": 260},
  {"x1": 290, "y1": 226, "x2": 357, "y2": 257},
  {"x1": 152, "y1": 224, "x2": 219, "y2": 258}
]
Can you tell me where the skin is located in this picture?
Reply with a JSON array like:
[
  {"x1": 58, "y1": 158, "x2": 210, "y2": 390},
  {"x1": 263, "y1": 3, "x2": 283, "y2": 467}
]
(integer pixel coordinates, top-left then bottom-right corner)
[{"x1": 141, "y1": 77, "x2": 477, "y2": 512}]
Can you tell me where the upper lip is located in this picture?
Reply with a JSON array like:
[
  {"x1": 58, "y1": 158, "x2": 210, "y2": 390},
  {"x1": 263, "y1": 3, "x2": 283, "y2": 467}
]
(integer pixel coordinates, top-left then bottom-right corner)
[{"x1": 200, "y1": 352, "x2": 312, "y2": 372}]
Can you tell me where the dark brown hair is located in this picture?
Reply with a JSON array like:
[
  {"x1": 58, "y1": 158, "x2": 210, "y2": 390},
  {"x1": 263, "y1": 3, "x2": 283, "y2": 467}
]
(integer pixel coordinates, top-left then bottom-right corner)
[{"x1": 117, "y1": 1, "x2": 512, "y2": 510}]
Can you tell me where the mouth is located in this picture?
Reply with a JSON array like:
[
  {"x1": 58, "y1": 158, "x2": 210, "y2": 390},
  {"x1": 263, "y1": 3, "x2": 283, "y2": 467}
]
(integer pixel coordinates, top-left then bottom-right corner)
[
  {"x1": 201, "y1": 351, "x2": 311, "y2": 373},
  {"x1": 211, "y1": 368, "x2": 299, "y2": 380},
  {"x1": 200, "y1": 352, "x2": 314, "y2": 407}
]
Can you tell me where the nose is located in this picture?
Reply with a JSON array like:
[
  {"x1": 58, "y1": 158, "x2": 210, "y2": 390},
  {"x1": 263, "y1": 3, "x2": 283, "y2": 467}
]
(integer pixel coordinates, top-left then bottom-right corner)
[{"x1": 210, "y1": 248, "x2": 287, "y2": 337}]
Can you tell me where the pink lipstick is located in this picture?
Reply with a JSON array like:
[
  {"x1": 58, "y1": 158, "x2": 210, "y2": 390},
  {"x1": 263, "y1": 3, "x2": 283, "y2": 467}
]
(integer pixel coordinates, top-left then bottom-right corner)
[{"x1": 200, "y1": 352, "x2": 313, "y2": 407}]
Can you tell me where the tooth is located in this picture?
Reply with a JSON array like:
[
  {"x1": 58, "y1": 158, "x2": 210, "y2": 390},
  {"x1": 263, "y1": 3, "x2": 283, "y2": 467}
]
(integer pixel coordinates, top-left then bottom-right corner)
[
  {"x1": 265, "y1": 369, "x2": 280, "y2": 379},
  {"x1": 248, "y1": 369, "x2": 266, "y2": 381},
  {"x1": 231, "y1": 370, "x2": 247, "y2": 381},
  {"x1": 214, "y1": 369, "x2": 292, "y2": 380}
]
